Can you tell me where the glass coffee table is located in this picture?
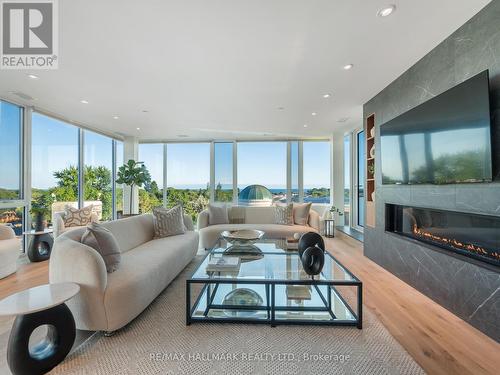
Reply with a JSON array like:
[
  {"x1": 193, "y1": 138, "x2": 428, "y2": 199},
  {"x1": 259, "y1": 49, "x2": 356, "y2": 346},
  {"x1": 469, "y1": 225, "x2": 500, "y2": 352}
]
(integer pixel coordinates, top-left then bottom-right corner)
[{"x1": 186, "y1": 239, "x2": 362, "y2": 328}]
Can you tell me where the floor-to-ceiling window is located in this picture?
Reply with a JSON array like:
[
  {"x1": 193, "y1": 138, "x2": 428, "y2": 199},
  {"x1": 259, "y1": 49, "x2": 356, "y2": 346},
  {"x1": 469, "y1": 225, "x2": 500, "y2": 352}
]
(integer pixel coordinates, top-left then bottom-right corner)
[
  {"x1": 166, "y1": 143, "x2": 210, "y2": 222},
  {"x1": 83, "y1": 131, "x2": 113, "y2": 221},
  {"x1": 343, "y1": 134, "x2": 351, "y2": 226},
  {"x1": 31, "y1": 113, "x2": 79, "y2": 227},
  {"x1": 0, "y1": 100, "x2": 23, "y2": 236},
  {"x1": 303, "y1": 141, "x2": 331, "y2": 204},
  {"x1": 138, "y1": 143, "x2": 164, "y2": 213},
  {"x1": 237, "y1": 142, "x2": 287, "y2": 205},
  {"x1": 115, "y1": 141, "x2": 124, "y2": 217},
  {"x1": 214, "y1": 142, "x2": 233, "y2": 202},
  {"x1": 290, "y1": 141, "x2": 299, "y2": 203},
  {"x1": 356, "y1": 130, "x2": 365, "y2": 228}
]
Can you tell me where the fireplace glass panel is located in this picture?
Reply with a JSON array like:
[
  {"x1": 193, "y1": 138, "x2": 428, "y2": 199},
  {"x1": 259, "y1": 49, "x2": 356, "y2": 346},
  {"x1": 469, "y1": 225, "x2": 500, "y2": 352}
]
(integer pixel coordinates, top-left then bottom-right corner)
[{"x1": 386, "y1": 204, "x2": 500, "y2": 267}]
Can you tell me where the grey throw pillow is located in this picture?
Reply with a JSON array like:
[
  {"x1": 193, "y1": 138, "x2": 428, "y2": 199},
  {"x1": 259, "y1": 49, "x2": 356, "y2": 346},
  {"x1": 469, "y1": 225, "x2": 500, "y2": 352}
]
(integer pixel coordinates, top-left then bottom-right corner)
[
  {"x1": 153, "y1": 205, "x2": 186, "y2": 238},
  {"x1": 81, "y1": 222, "x2": 121, "y2": 273},
  {"x1": 208, "y1": 204, "x2": 229, "y2": 225},
  {"x1": 293, "y1": 202, "x2": 312, "y2": 225},
  {"x1": 274, "y1": 204, "x2": 293, "y2": 225}
]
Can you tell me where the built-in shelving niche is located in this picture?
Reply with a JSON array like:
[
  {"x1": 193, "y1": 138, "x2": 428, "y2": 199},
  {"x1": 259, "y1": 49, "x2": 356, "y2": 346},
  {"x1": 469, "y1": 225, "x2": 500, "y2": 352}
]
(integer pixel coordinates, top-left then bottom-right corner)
[{"x1": 366, "y1": 114, "x2": 375, "y2": 228}]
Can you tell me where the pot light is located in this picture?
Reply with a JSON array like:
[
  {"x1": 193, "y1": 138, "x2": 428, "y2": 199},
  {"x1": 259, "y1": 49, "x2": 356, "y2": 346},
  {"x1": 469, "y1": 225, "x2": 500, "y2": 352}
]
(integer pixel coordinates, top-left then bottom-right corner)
[
  {"x1": 136, "y1": 127, "x2": 141, "y2": 130},
  {"x1": 112, "y1": 115, "x2": 119, "y2": 120},
  {"x1": 80, "y1": 100, "x2": 89, "y2": 104},
  {"x1": 27, "y1": 74, "x2": 39, "y2": 79},
  {"x1": 277, "y1": 106, "x2": 285, "y2": 111},
  {"x1": 343, "y1": 64, "x2": 354, "y2": 70},
  {"x1": 377, "y1": 5, "x2": 396, "y2": 17},
  {"x1": 303, "y1": 124, "x2": 308, "y2": 128},
  {"x1": 311, "y1": 112, "x2": 317, "y2": 116},
  {"x1": 322, "y1": 93, "x2": 331, "y2": 99}
]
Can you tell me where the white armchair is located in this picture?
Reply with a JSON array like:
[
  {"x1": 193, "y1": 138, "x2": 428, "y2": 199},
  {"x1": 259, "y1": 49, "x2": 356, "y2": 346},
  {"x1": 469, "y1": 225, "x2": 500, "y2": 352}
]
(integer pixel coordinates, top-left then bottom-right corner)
[{"x1": 0, "y1": 224, "x2": 20, "y2": 279}]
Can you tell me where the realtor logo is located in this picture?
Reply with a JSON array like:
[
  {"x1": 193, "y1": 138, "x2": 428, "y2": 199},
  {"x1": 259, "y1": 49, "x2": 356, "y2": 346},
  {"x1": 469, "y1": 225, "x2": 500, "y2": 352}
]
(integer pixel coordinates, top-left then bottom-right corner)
[{"x1": 1, "y1": 0, "x2": 58, "y2": 69}]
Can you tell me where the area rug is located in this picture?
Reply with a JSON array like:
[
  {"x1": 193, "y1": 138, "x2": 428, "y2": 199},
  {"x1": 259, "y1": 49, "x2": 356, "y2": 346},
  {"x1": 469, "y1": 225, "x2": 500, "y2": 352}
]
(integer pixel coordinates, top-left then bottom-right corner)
[{"x1": 44, "y1": 251, "x2": 424, "y2": 375}]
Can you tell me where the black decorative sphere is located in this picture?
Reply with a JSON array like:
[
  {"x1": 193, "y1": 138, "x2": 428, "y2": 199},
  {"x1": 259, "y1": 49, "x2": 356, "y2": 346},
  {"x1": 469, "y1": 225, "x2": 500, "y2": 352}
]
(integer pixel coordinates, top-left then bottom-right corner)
[
  {"x1": 298, "y1": 232, "x2": 325, "y2": 257},
  {"x1": 301, "y1": 245, "x2": 325, "y2": 276}
]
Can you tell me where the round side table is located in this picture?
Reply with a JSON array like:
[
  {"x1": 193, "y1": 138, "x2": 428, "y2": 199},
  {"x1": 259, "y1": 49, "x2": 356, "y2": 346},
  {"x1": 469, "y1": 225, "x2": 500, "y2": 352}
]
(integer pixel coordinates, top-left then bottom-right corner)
[
  {"x1": 0, "y1": 283, "x2": 80, "y2": 375},
  {"x1": 23, "y1": 229, "x2": 54, "y2": 262}
]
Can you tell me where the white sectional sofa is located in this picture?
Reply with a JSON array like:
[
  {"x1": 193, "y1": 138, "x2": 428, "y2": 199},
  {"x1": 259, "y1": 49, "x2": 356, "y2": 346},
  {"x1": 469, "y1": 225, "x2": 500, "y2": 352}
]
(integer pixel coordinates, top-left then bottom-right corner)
[
  {"x1": 0, "y1": 225, "x2": 20, "y2": 279},
  {"x1": 197, "y1": 206, "x2": 320, "y2": 249},
  {"x1": 49, "y1": 214, "x2": 198, "y2": 333}
]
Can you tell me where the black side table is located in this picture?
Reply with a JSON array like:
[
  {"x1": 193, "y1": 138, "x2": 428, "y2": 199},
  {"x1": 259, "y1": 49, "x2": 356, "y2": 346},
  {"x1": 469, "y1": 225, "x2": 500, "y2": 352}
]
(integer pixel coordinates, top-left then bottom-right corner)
[
  {"x1": 0, "y1": 283, "x2": 80, "y2": 375},
  {"x1": 23, "y1": 229, "x2": 54, "y2": 262}
]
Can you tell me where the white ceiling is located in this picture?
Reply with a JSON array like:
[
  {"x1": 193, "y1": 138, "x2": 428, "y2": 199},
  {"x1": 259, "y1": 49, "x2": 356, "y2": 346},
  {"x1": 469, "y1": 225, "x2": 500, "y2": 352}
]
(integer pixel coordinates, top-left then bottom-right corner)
[{"x1": 0, "y1": 0, "x2": 491, "y2": 141}]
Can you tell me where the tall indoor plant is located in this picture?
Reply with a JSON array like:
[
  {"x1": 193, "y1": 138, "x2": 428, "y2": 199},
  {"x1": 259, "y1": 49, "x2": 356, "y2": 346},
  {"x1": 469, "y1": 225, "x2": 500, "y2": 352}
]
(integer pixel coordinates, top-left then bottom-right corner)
[
  {"x1": 30, "y1": 193, "x2": 54, "y2": 231},
  {"x1": 116, "y1": 159, "x2": 151, "y2": 215}
]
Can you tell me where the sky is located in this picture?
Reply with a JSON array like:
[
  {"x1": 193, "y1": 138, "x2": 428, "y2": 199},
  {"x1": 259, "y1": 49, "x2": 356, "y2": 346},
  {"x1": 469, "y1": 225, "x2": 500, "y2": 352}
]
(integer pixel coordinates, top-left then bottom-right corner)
[
  {"x1": 2, "y1": 109, "x2": 331, "y2": 191},
  {"x1": 0, "y1": 102, "x2": 21, "y2": 192},
  {"x1": 139, "y1": 141, "x2": 331, "y2": 189}
]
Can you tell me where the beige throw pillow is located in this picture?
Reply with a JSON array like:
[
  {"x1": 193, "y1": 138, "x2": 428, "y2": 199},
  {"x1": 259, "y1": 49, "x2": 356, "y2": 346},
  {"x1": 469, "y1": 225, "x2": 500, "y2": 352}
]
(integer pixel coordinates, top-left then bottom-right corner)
[
  {"x1": 153, "y1": 205, "x2": 186, "y2": 238},
  {"x1": 274, "y1": 204, "x2": 293, "y2": 225},
  {"x1": 64, "y1": 205, "x2": 94, "y2": 227},
  {"x1": 293, "y1": 202, "x2": 312, "y2": 225},
  {"x1": 81, "y1": 222, "x2": 121, "y2": 273},
  {"x1": 208, "y1": 204, "x2": 229, "y2": 225},
  {"x1": 229, "y1": 206, "x2": 245, "y2": 224}
]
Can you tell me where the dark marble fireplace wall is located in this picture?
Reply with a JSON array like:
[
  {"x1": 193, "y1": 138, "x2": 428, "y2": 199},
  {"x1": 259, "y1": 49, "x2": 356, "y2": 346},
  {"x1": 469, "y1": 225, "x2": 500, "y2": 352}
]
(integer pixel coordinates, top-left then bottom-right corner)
[{"x1": 363, "y1": 0, "x2": 500, "y2": 342}]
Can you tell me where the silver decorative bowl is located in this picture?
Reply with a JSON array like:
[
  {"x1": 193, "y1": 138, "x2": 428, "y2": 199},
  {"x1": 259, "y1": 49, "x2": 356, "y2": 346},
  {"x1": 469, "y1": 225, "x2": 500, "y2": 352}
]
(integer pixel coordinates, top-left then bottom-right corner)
[{"x1": 221, "y1": 229, "x2": 265, "y2": 248}]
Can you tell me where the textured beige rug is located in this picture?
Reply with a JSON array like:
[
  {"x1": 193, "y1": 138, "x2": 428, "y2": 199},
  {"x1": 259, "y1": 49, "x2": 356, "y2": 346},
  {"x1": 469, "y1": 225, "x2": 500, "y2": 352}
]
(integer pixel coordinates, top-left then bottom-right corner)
[{"x1": 2, "y1": 252, "x2": 424, "y2": 374}]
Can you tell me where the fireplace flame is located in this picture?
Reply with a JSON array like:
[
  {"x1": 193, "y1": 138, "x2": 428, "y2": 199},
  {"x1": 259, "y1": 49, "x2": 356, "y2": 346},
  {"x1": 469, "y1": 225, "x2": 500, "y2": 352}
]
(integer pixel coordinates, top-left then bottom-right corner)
[{"x1": 412, "y1": 224, "x2": 500, "y2": 262}]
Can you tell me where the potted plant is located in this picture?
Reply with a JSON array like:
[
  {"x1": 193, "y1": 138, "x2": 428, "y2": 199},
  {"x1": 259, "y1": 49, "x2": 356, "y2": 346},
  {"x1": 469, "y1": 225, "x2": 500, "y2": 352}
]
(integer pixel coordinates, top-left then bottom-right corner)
[
  {"x1": 116, "y1": 159, "x2": 151, "y2": 216},
  {"x1": 30, "y1": 193, "x2": 54, "y2": 231}
]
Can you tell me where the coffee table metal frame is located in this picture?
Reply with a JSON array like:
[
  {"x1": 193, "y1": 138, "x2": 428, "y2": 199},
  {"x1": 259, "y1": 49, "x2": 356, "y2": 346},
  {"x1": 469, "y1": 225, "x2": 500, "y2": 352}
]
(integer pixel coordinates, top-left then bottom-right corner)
[{"x1": 186, "y1": 242, "x2": 362, "y2": 328}]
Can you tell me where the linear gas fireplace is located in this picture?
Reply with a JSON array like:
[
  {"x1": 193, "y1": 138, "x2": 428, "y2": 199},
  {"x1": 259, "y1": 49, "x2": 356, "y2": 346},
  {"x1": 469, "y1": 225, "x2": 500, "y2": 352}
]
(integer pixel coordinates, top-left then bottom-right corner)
[{"x1": 385, "y1": 204, "x2": 500, "y2": 268}]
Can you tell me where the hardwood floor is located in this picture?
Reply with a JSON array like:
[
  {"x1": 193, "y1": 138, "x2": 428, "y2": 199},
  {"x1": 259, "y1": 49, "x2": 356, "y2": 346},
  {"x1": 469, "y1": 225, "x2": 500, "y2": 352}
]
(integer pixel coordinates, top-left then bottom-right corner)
[
  {"x1": 326, "y1": 233, "x2": 500, "y2": 375},
  {"x1": 0, "y1": 239, "x2": 499, "y2": 374}
]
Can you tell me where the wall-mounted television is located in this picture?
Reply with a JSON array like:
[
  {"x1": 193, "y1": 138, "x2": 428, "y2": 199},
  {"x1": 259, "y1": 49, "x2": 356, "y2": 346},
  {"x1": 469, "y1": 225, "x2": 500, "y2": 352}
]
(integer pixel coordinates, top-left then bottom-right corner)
[{"x1": 380, "y1": 70, "x2": 492, "y2": 185}]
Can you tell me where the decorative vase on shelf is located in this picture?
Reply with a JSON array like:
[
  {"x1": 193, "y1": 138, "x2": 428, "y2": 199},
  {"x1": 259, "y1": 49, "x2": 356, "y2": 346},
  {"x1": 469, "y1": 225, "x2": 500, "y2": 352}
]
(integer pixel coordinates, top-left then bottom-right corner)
[
  {"x1": 369, "y1": 145, "x2": 375, "y2": 158},
  {"x1": 370, "y1": 127, "x2": 375, "y2": 138}
]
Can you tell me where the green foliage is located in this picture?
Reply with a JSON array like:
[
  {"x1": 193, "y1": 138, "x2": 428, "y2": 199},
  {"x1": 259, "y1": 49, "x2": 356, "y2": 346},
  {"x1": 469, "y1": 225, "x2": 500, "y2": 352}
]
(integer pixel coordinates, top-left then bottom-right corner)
[
  {"x1": 0, "y1": 188, "x2": 20, "y2": 200},
  {"x1": 116, "y1": 159, "x2": 151, "y2": 188},
  {"x1": 215, "y1": 183, "x2": 232, "y2": 202},
  {"x1": 30, "y1": 192, "x2": 54, "y2": 218},
  {"x1": 116, "y1": 159, "x2": 151, "y2": 214},
  {"x1": 309, "y1": 187, "x2": 330, "y2": 197}
]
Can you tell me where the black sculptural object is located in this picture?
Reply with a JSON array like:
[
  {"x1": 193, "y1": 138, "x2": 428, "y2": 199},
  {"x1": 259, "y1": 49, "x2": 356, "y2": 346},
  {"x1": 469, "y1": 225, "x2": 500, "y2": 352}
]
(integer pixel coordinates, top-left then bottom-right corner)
[
  {"x1": 301, "y1": 245, "x2": 325, "y2": 276},
  {"x1": 298, "y1": 232, "x2": 325, "y2": 276},
  {"x1": 298, "y1": 232, "x2": 325, "y2": 257}
]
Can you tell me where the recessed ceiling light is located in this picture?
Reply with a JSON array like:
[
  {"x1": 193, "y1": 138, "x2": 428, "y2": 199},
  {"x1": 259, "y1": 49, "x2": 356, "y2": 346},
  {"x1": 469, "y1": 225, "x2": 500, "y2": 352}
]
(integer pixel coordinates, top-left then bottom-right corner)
[
  {"x1": 136, "y1": 127, "x2": 141, "y2": 130},
  {"x1": 303, "y1": 124, "x2": 308, "y2": 128},
  {"x1": 277, "y1": 106, "x2": 285, "y2": 111},
  {"x1": 322, "y1": 93, "x2": 331, "y2": 99},
  {"x1": 80, "y1": 100, "x2": 89, "y2": 104},
  {"x1": 27, "y1": 74, "x2": 39, "y2": 79},
  {"x1": 337, "y1": 117, "x2": 349, "y2": 123},
  {"x1": 377, "y1": 5, "x2": 396, "y2": 17},
  {"x1": 112, "y1": 115, "x2": 119, "y2": 120},
  {"x1": 311, "y1": 112, "x2": 317, "y2": 116},
  {"x1": 343, "y1": 64, "x2": 354, "y2": 70},
  {"x1": 142, "y1": 110, "x2": 149, "y2": 113},
  {"x1": 177, "y1": 134, "x2": 189, "y2": 138}
]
